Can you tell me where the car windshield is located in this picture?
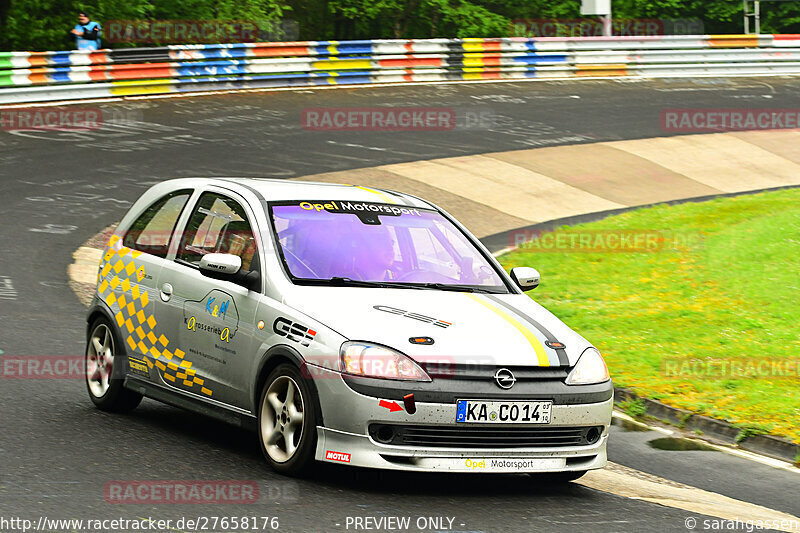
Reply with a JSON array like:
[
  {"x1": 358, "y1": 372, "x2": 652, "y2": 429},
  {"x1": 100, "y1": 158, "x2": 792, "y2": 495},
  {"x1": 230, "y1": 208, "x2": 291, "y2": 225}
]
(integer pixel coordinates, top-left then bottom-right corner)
[{"x1": 269, "y1": 200, "x2": 508, "y2": 293}]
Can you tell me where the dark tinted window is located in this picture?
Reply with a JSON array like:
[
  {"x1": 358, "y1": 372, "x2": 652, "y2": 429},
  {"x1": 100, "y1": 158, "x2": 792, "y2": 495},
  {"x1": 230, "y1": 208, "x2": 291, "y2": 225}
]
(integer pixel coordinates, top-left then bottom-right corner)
[{"x1": 123, "y1": 190, "x2": 192, "y2": 258}]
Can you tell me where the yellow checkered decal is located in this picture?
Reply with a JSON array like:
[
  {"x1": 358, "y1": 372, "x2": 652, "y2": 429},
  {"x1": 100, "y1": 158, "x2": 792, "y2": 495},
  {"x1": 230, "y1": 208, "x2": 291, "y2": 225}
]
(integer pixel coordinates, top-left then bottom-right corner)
[{"x1": 97, "y1": 235, "x2": 213, "y2": 397}]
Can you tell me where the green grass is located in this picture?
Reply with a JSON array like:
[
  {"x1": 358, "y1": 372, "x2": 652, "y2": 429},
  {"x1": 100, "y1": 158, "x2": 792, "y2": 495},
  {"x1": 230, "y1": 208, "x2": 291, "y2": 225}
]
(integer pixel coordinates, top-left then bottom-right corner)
[
  {"x1": 620, "y1": 398, "x2": 647, "y2": 418},
  {"x1": 498, "y1": 188, "x2": 800, "y2": 443}
]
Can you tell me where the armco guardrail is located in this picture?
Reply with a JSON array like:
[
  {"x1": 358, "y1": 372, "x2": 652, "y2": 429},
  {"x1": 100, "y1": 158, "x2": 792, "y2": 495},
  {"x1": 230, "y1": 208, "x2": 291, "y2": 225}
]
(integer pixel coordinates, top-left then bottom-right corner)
[{"x1": 2, "y1": 34, "x2": 800, "y2": 104}]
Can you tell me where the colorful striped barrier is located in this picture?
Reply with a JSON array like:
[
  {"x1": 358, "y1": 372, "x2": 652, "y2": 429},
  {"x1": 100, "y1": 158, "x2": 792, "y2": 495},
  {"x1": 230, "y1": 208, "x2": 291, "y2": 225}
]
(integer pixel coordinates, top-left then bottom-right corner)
[{"x1": 2, "y1": 35, "x2": 800, "y2": 104}]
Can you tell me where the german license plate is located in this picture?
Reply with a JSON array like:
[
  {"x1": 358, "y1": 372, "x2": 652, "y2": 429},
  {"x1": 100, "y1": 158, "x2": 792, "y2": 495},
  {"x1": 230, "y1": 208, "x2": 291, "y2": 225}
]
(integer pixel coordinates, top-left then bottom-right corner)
[{"x1": 455, "y1": 400, "x2": 552, "y2": 424}]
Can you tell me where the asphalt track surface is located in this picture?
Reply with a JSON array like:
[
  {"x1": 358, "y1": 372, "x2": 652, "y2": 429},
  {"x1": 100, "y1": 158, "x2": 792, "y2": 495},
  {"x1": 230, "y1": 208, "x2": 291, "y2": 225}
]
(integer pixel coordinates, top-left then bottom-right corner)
[{"x1": 1, "y1": 77, "x2": 800, "y2": 532}]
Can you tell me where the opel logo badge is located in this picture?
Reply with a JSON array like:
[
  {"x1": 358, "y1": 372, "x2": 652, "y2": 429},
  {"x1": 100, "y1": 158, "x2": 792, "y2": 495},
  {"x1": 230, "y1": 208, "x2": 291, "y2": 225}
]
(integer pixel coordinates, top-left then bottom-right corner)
[{"x1": 494, "y1": 368, "x2": 516, "y2": 389}]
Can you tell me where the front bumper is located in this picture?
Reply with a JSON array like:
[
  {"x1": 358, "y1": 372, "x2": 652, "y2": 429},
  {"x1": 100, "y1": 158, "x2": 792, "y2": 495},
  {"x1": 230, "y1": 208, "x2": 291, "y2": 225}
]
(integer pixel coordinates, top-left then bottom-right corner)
[{"x1": 311, "y1": 366, "x2": 612, "y2": 473}]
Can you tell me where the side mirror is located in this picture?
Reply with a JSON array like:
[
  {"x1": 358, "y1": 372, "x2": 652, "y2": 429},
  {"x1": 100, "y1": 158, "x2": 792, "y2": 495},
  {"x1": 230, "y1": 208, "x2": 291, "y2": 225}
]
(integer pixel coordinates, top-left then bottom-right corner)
[
  {"x1": 510, "y1": 266, "x2": 540, "y2": 291},
  {"x1": 199, "y1": 253, "x2": 259, "y2": 290},
  {"x1": 200, "y1": 253, "x2": 242, "y2": 275}
]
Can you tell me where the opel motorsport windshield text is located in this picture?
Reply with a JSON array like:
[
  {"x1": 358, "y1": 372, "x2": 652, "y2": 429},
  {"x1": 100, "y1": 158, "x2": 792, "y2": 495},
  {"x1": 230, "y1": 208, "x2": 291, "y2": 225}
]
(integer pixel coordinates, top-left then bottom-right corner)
[{"x1": 299, "y1": 201, "x2": 423, "y2": 216}]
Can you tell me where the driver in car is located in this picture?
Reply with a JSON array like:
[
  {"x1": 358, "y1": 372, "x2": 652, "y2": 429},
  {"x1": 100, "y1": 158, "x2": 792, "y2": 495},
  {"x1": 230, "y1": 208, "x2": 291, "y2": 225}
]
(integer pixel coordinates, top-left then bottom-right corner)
[
  {"x1": 288, "y1": 219, "x2": 398, "y2": 281},
  {"x1": 353, "y1": 226, "x2": 397, "y2": 281}
]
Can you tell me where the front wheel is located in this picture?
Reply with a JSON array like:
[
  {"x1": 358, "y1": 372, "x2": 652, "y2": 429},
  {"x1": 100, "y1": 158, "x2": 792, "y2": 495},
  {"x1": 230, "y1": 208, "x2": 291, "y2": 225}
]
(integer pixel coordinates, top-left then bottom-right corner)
[
  {"x1": 85, "y1": 318, "x2": 142, "y2": 412},
  {"x1": 257, "y1": 364, "x2": 319, "y2": 476}
]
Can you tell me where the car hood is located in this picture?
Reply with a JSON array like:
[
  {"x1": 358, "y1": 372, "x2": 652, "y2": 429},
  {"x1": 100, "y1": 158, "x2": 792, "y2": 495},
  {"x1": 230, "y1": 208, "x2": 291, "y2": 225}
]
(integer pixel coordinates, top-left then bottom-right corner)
[{"x1": 283, "y1": 286, "x2": 591, "y2": 368}]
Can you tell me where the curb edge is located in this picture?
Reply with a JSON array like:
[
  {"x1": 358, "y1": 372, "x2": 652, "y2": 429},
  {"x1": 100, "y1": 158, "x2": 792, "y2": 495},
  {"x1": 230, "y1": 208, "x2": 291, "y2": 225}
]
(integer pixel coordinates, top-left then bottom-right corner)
[{"x1": 615, "y1": 388, "x2": 799, "y2": 464}]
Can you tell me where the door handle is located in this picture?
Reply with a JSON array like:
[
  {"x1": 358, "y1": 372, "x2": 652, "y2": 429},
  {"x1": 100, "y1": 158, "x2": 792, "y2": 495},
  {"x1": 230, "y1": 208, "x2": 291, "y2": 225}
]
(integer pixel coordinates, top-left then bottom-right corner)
[{"x1": 159, "y1": 283, "x2": 173, "y2": 302}]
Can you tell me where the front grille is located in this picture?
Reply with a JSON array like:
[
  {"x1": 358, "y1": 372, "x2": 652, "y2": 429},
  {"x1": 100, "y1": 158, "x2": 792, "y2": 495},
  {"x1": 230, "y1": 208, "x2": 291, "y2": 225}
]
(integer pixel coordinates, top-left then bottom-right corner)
[
  {"x1": 418, "y1": 363, "x2": 569, "y2": 380},
  {"x1": 369, "y1": 424, "x2": 603, "y2": 448}
]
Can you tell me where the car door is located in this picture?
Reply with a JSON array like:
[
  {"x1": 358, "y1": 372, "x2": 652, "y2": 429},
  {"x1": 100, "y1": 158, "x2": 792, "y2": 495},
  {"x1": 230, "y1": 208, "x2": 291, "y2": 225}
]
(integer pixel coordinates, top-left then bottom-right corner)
[
  {"x1": 155, "y1": 189, "x2": 262, "y2": 409},
  {"x1": 99, "y1": 189, "x2": 193, "y2": 378}
]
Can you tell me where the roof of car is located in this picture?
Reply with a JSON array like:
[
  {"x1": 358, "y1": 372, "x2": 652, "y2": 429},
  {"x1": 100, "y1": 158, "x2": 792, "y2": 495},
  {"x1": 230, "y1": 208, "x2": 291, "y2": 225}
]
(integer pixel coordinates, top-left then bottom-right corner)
[{"x1": 209, "y1": 177, "x2": 435, "y2": 210}]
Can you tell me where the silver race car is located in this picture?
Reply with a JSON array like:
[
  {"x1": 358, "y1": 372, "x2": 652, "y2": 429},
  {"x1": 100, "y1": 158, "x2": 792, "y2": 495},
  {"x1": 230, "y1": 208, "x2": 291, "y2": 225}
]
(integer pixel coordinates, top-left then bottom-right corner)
[{"x1": 86, "y1": 178, "x2": 612, "y2": 478}]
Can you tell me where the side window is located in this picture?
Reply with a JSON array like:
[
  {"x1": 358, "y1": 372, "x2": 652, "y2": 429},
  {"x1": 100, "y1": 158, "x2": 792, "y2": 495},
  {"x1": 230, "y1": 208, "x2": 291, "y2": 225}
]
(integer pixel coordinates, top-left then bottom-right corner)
[
  {"x1": 122, "y1": 190, "x2": 192, "y2": 258},
  {"x1": 177, "y1": 193, "x2": 257, "y2": 271}
]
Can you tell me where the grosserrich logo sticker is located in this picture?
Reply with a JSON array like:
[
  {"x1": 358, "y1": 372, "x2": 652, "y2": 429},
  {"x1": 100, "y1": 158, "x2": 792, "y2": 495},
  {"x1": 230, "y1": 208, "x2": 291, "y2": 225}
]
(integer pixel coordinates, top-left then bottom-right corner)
[{"x1": 183, "y1": 289, "x2": 239, "y2": 343}]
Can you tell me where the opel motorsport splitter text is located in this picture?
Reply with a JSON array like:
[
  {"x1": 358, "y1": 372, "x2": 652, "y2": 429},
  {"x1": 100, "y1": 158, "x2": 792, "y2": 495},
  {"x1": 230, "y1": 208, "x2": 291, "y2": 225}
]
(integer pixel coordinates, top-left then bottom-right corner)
[{"x1": 86, "y1": 178, "x2": 612, "y2": 477}]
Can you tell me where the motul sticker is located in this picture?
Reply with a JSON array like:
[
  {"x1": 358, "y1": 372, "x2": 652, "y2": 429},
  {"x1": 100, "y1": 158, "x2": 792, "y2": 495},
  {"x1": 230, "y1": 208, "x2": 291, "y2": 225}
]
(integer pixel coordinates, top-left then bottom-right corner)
[{"x1": 325, "y1": 450, "x2": 351, "y2": 463}]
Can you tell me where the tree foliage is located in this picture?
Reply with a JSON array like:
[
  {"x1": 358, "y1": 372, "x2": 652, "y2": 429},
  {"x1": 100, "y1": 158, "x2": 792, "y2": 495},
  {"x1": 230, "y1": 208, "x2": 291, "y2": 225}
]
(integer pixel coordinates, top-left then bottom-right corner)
[
  {"x1": 2, "y1": 0, "x2": 800, "y2": 51},
  {"x1": 0, "y1": 0, "x2": 287, "y2": 50}
]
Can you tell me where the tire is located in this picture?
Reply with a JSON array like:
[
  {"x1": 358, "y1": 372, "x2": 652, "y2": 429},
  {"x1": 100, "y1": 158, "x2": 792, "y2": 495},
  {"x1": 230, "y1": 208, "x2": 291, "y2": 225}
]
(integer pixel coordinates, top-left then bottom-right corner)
[
  {"x1": 528, "y1": 470, "x2": 587, "y2": 483},
  {"x1": 85, "y1": 317, "x2": 143, "y2": 413},
  {"x1": 257, "y1": 363, "x2": 319, "y2": 476}
]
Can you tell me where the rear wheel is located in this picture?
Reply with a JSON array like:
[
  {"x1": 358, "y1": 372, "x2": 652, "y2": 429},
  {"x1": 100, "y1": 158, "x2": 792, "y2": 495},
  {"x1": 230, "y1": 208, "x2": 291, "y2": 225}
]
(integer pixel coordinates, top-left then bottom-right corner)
[
  {"x1": 85, "y1": 318, "x2": 142, "y2": 412},
  {"x1": 258, "y1": 363, "x2": 319, "y2": 476}
]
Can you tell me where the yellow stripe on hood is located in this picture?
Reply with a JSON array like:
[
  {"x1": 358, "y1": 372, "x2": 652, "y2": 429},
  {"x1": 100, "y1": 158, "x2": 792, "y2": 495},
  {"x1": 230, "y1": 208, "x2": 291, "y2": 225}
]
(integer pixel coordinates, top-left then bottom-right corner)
[
  {"x1": 354, "y1": 185, "x2": 399, "y2": 204},
  {"x1": 466, "y1": 293, "x2": 550, "y2": 366}
]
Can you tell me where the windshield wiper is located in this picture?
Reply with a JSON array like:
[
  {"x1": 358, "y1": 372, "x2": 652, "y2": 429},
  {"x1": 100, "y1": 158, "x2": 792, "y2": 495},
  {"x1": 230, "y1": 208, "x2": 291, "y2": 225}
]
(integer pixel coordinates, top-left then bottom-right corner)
[
  {"x1": 322, "y1": 278, "x2": 503, "y2": 293},
  {"x1": 326, "y1": 277, "x2": 396, "y2": 289},
  {"x1": 396, "y1": 282, "x2": 502, "y2": 294}
]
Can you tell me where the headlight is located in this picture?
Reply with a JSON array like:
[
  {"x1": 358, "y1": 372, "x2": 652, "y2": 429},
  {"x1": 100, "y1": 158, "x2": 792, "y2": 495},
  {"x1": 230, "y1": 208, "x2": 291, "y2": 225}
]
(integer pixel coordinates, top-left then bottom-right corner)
[
  {"x1": 340, "y1": 341, "x2": 431, "y2": 381},
  {"x1": 565, "y1": 347, "x2": 610, "y2": 385}
]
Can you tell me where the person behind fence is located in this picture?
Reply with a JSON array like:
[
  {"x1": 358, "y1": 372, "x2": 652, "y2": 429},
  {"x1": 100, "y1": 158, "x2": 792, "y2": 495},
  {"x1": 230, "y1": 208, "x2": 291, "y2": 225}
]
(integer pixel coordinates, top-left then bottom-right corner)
[{"x1": 71, "y1": 11, "x2": 102, "y2": 50}]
